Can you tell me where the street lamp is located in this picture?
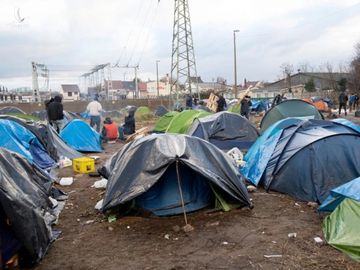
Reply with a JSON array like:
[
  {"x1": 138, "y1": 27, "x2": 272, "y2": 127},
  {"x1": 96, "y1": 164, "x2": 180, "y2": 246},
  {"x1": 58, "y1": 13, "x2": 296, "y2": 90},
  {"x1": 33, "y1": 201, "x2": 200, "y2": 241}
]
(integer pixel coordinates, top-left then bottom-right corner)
[
  {"x1": 233, "y1": 29, "x2": 240, "y2": 99},
  {"x1": 156, "y1": 60, "x2": 160, "y2": 98}
]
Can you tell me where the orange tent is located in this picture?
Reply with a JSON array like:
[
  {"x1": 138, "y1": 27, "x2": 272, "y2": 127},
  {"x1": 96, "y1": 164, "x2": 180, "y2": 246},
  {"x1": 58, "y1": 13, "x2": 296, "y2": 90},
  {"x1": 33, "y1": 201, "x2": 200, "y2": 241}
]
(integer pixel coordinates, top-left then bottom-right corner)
[{"x1": 303, "y1": 98, "x2": 330, "y2": 113}]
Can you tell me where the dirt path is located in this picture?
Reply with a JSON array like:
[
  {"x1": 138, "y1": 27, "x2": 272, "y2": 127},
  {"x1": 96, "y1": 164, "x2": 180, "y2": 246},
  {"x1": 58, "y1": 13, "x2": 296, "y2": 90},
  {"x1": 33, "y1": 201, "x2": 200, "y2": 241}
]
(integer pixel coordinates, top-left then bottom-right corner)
[{"x1": 31, "y1": 140, "x2": 359, "y2": 270}]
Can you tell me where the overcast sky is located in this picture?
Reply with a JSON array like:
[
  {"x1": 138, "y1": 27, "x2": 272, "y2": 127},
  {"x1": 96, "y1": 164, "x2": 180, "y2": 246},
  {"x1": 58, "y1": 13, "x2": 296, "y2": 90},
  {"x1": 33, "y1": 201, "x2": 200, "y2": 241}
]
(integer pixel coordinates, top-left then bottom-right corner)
[{"x1": 1, "y1": 0, "x2": 360, "y2": 91}]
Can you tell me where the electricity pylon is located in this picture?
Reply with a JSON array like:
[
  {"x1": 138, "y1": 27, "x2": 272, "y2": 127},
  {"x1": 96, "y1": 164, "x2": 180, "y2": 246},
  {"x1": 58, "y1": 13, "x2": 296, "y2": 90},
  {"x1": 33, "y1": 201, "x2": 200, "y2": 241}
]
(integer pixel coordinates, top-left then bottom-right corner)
[{"x1": 170, "y1": 0, "x2": 199, "y2": 105}]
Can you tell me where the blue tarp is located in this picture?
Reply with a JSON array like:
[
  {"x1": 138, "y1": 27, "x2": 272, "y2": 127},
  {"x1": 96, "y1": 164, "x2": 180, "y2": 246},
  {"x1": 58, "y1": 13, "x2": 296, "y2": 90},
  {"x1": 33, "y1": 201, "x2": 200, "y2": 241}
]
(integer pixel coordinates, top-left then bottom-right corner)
[
  {"x1": 242, "y1": 118, "x2": 302, "y2": 185},
  {"x1": 60, "y1": 119, "x2": 102, "y2": 152},
  {"x1": 241, "y1": 119, "x2": 360, "y2": 203},
  {"x1": 0, "y1": 119, "x2": 55, "y2": 169},
  {"x1": 319, "y1": 177, "x2": 360, "y2": 212},
  {"x1": 250, "y1": 99, "x2": 270, "y2": 112}
]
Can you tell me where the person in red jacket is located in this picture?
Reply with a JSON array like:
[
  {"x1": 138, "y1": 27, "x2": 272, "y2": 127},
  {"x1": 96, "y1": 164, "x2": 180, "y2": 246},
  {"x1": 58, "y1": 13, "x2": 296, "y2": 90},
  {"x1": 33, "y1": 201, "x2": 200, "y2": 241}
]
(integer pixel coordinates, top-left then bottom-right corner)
[{"x1": 101, "y1": 117, "x2": 119, "y2": 143}]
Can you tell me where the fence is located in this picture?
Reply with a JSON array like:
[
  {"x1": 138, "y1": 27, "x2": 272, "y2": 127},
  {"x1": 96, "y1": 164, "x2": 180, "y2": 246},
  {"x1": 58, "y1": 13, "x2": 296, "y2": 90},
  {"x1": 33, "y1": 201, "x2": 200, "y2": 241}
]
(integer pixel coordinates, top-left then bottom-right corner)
[{"x1": 0, "y1": 98, "x2": 172, "y2": 114}]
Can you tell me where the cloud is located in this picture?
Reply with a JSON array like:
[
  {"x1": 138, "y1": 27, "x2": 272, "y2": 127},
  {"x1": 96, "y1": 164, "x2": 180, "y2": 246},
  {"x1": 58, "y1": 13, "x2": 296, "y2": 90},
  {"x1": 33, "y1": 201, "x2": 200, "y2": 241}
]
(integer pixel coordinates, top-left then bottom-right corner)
[{"x1": 1, "y1": 0, "x2": 360, "y2": 90}]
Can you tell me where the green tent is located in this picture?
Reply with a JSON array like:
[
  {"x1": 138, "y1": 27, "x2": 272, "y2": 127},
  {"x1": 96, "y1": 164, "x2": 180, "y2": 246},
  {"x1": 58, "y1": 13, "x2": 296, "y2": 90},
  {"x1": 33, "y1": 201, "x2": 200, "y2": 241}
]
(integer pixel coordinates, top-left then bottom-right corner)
[
  {"x1": 260, "y1": 99, "x2": 323, "y2": 133},
  {"x1": 4, "y1": 112, "x2": 40, "y2": 122},
  {"x1": 135, "y1": 106, "x2": 152, "y2": 120},
  {"x1": 166, "y1": 110, "x2": 212, "y2": 134},
  {"x1": 323, "y1": 198, "x2": 360, "y2": 262},
  {"x1": 228, "y1": 103, "x2": 241, "y2": 113},
  {"x1": 153, "y1": 111, "x2": 180, "y2": 133}
]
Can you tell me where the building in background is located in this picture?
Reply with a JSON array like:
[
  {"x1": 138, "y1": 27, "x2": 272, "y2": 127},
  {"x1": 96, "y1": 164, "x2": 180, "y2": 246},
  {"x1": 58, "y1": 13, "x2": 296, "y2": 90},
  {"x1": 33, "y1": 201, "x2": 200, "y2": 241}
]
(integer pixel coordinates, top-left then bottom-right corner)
[{"x1": 61, "y1": 84, "x2": 80, "y2": 101}]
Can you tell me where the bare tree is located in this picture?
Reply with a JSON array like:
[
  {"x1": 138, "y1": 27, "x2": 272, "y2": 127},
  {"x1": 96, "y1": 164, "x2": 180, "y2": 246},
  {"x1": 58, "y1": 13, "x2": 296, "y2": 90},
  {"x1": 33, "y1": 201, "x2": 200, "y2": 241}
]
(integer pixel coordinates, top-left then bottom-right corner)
[
  {"x1": 349, "y1": 42, "x2": 360, "y2": 93},
  {"x1": 280, "y1": 63, "x2": 294, "y2": 92},
  {"x1": 325, "y1": 62, "x2": 338, "y2": 91},
  {"x1": 297, "y1": 62, "x2": 313, "y2": 73}
]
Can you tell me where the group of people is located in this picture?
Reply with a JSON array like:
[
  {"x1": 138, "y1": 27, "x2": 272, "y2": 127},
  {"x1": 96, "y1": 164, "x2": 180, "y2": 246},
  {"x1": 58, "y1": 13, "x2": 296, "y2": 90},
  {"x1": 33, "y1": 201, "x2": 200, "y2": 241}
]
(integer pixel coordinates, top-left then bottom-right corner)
[
  {"x1": 184, "y1": 92, "x2": 253, "y2": 119},
  {"x1": 86, "y1": 96, "x2": 136, "y2": 142},
  {"x1": 338, "y1": 92, "x2": 359, "y2": 116},
  {"x1": 45, "y1": 95, "x2": 136, "y2": 143}
]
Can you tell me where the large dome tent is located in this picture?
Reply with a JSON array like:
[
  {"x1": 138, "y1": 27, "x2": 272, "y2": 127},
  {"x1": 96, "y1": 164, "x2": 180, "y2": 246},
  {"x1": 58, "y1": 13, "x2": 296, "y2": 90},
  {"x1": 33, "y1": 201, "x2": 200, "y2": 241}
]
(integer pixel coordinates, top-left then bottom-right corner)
[
  {"x1": 260, "y1": 99, "x2": 323, "y2": 133},
  {"x1": 100, "y1": 134, "x2": 251, "y2": 216},
  {"x1": 242, "y1": 119, "x2": 360, "y2": 203}
]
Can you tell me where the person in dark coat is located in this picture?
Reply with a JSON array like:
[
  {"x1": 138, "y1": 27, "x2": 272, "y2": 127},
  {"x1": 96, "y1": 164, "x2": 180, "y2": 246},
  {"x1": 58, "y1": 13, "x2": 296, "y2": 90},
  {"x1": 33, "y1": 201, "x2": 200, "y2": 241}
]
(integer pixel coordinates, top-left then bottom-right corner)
[
  {"x1": 185, "y1": 94, "x2": 193, "y2": 109},
  {"x1": 338, "y1": 91, "x2": 348, "y2": 116},
  {"x1": 217, "y1": 93, "x2": 227, "y2": 112},
  {"x1": 45, "y1": 98, "x2": 54, "y2": 120},
  {"x1": 119, "y1": 110, "x2": 136, "y2": 140},
  {"x1": 47, "y1": 95, "x2": 64, "y2": 133},
  {"x1": 240, "y1": 95, "x2": 252, "y2": 119}
]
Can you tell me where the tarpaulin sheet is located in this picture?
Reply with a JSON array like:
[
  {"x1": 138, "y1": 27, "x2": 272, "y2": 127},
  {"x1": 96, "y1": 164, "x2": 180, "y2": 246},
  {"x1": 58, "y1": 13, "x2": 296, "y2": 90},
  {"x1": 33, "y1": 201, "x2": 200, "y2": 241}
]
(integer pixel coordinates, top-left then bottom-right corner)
[
  {"x1": 188, "y1": 111, "x2": 258, "y2": 150},
  {"x1": 319, "y1": 177, "x2": 360, "y2": 212},
  {"x1": 60, "y1": 120, "x2": 102, "y2": 152},
  {"x1": 0, "y1": 115, "x2": 82, "y2": 161},
  {"x1": 242, "y1": 118, "x2": 302, "y2": 185},
  {"x1": 0, "y1": 148, "x2": 55, "y2": 264},
  {"x1": 101, "y1": 134, "x2": 251, "y2": 213},
  {"x1": 323, "y1": 198, "x2": 360, "y2": 262},
  {"x1": 0, "y1": 119, "x2": 55, "y2": 168}
]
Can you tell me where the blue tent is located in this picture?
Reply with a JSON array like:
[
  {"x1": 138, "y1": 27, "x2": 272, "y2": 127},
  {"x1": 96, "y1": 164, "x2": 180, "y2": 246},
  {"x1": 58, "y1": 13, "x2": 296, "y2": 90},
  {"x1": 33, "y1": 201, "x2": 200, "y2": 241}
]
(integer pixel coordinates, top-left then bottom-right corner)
[
  {"x1": 0, "y1": 119, "x2": 55, "y2": 169},
  {"x1": 241, "y1": 119, "x2": 360, "y2": 203},
  {"x1": 250, "y1": 99, "x2": 270, "y2": 112},
  {"x1": 187, "y1": 111, "x2": 259, "y2": 151},
  {"x1": 60, "y1": 120, "x2": 102, "y2": 152},
  {"x1": 243, "y1": 118, "x2": 302, "y2": 164},
  {"x1": 319, "y1": 177, "x2": 360, "y2": 212},
  {"x1": 332, "y1": 118, "x2": 360, "y2": 133}
]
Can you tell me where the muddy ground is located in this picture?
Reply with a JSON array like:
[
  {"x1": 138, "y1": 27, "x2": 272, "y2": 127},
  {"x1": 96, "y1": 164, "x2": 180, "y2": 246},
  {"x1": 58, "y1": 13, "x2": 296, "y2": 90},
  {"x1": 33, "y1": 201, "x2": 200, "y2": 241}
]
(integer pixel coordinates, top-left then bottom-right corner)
[{"x1": 33, "y1": 115, "x2": 360, "y2": 270}]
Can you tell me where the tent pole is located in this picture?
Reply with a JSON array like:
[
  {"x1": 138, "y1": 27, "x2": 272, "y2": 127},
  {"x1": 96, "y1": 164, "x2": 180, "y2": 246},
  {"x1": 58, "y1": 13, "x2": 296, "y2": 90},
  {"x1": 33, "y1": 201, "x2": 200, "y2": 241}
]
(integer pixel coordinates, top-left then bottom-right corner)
[{"x1": 175, "y1": 159, "x2": 188, "y2": 225}]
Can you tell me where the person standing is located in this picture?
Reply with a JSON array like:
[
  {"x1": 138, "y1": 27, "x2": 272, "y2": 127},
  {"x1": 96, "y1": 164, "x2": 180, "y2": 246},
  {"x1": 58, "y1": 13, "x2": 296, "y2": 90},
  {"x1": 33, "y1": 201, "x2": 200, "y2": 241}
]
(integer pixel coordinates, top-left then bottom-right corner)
[
  {"x1": 355, "y1": 94, "x2": 359, "y2": 110},
  {"x1": 349, "y1": 93, "x2": 356, "y2": 112},
  {"x1": 240, "y1": 95, "x2": 252, "y2": 119},
  {"x1": 47, "y1": 95, "x2": 64, "y2": 133},
  {"x1": 217, "y1": 93, "x2": 227, "y2": 112},
  {"x1": 185, "y1": 93, "x2": 193, "y2": 109},
  {"x1": 86, "y1": 96, "x2": 102, "y2": 132},
  {"x1": 338, "y1": 91, "x2": 348, "y2": 116}
]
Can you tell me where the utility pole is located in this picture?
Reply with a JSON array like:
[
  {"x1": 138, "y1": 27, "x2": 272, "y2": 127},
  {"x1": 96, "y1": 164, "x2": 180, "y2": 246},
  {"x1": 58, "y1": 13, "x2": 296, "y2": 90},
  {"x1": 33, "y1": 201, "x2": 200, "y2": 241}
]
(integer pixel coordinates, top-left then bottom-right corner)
[
  {"x1": 170, "y1": 0, "x2": 199, "y2": 106},
  {"x1": 156, "y1": 60, "x2": 160, "y2": 97},
  {"x1": 31, "y1": 62, "x2": 49, "y2": 102},
  {"x1": 134, "y1": 66, "x2": 139, "y2": 98},
  {"x1": 233, "y1": 29, "x2": 239, "y2": 99}
]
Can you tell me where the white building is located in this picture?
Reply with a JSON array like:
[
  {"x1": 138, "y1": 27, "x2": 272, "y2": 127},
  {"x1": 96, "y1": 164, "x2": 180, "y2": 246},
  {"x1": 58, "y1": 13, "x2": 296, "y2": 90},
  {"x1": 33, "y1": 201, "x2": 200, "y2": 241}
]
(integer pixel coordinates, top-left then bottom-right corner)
[{"x1": 60, "y1": 84, "x2": 80, "y2": 102}]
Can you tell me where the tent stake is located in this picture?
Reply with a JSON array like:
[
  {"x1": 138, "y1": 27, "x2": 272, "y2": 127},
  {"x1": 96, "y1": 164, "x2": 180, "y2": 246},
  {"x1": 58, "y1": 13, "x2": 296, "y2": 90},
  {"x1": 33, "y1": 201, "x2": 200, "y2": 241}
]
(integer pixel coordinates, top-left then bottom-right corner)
[{"x1": 175, "y1": 159, "x2": 188, "y2": 225}]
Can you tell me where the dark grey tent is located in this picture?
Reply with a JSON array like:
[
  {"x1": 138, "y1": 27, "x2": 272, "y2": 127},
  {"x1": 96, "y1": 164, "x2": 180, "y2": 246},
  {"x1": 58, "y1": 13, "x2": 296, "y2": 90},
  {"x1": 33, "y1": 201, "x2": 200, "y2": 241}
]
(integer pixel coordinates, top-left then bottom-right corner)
[
  {"x1": 188, "y1": 111, "x2": 259, "y2": 151},
  {"x1": 101, "y1": 134, "x2": 251, "y2": 216},
  {"x1": 242, "y1": 119, "x2": 360, "y2": 203},
  {"x1": 155, "y1": 105, "x2": 168, "y2": 117},
  {"x1": 260, "y1": 99, "x2": 323, "y2": 133},
  {"x1": 0, "y1": 106, "x2": 26, "y2": 115},
  {"x1": 0, "y1": 148, "x2": 56, "y2": 265}
]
